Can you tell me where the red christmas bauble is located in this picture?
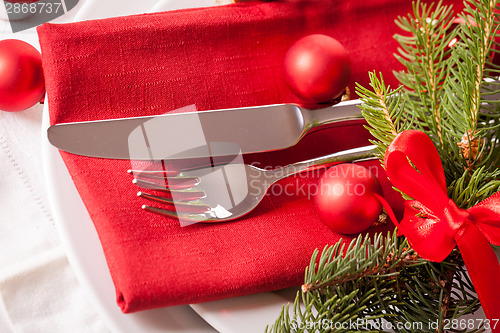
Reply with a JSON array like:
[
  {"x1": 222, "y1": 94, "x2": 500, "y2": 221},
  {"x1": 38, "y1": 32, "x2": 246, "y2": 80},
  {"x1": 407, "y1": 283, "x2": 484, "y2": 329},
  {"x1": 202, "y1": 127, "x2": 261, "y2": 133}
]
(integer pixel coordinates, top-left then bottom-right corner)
[
  {"x1": 313, "y1": 164, "x2": 383, "y2": 234},
  {"x1": 0, "y1": 39, "x2": 45, "y2": 112},
  {"x1": 284, "y1": 34, "x2": 351, "y2": 103}
]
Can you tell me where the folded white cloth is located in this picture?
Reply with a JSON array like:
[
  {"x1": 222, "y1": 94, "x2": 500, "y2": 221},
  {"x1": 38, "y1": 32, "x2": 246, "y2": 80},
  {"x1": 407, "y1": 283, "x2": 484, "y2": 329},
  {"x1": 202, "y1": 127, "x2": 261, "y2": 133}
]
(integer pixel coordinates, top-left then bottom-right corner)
[
  {"x1": 0, "y1": 16, "x2": 108, "y2": 331},
  {"x1": 0, "y1": 104, "x2": 110, "y2": 333}
]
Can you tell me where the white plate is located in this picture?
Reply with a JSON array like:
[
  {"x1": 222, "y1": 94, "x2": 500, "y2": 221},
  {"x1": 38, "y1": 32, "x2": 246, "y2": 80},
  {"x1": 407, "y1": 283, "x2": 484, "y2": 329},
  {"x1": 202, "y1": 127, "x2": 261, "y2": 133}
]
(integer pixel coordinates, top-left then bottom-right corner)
[{"x1": 41, "y1": 1, "x2": 293, "y2": 332}]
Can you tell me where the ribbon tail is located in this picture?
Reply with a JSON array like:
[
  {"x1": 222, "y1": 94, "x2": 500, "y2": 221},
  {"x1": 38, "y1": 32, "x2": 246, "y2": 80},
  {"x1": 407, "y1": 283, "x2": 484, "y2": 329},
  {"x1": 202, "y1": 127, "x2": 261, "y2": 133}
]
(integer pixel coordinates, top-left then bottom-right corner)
[{"x1": 457, "y1": 223, "x2": 500, "y2": 332}]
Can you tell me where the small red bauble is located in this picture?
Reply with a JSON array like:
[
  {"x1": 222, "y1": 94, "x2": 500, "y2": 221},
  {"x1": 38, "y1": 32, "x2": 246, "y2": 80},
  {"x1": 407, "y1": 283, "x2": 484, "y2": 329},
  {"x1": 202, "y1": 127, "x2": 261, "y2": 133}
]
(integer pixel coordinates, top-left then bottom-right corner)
[
  {"x1": 0, "y1": 39, "x2": 45, "y2": 112},
  {"x1": 313, "y1": 164, "x2": 383, "y2": 234},
  {"x1": 284, "y1": 34, "x2": 351, "y2": 103}
]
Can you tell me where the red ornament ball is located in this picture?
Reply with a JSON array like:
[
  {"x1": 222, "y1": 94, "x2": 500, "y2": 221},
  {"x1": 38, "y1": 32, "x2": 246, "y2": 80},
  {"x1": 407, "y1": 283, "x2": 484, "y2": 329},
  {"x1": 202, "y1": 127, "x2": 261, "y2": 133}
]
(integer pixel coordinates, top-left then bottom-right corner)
[
  {"x1": 313, "y1": 164, "x2": 383, "y2": 234},
  {"x1": 0, "y1": 39, "x2": 45, "y2": 112},
  {"x1": 284, "y1": 34, "x2": 351, "y2": 103}
]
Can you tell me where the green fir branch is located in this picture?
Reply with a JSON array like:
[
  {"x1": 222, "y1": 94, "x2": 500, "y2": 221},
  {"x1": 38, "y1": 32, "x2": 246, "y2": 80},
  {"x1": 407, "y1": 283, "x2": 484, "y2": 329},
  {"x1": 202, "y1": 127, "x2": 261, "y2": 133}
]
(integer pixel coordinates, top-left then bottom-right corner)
[
  {"x1": 448, "y1": 167, "x2": 500, "y2": 208},
  {"x1": 439, "y1": 0, "x2": 500, "y2": 205},
  {"x1": 360, "y1": 0, "x2": 500, "y2": 208},
  {"x1": 393, "y1": 0, "x2": 456, "y2": 150},
  {"x1": 440, "y1": 0, "x2": 500, "y2": 172},
  {"x1": 356, "y1": 72, "x2": 410, "y2": 165},
  {"x1": 266, "y1": 232, "x2": 481, "y2": 333}
]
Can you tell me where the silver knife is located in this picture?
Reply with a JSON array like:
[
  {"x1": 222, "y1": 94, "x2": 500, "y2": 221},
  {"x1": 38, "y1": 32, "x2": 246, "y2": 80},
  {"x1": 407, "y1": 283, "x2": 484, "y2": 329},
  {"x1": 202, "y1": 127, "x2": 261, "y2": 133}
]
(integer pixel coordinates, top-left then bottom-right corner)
[{"x1": 47, "y1": 99, "x2": 363, "y2": 160}]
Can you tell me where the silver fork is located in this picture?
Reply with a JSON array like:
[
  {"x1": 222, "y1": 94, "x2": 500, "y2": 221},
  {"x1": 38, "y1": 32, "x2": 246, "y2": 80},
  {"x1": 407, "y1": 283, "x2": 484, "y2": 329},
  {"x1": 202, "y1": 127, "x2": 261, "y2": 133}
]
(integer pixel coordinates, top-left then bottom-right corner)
[{"x1": 129, "y1": 145, "x2": 377, "y2": 224}]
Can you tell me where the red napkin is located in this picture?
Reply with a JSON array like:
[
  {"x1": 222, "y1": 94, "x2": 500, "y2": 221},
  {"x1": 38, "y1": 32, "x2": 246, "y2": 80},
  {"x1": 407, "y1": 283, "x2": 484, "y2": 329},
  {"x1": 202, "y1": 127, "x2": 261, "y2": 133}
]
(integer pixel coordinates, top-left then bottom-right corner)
[{"x1": 37, "y1": 0, "x2": 463, "y2": 313}]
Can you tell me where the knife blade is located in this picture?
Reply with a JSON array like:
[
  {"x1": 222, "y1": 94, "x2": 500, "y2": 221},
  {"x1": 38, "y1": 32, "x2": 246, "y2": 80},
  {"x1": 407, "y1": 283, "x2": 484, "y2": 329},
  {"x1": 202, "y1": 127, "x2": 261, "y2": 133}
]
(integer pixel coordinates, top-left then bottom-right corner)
[{"x1": 47, "y1": 99, "x2": 363, "y2": 160}]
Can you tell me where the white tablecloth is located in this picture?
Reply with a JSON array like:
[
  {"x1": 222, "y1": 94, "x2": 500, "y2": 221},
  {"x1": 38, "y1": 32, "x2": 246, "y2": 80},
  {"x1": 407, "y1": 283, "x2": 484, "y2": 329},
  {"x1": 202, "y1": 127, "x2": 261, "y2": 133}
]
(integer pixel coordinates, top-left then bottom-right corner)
[
  {"x1": 4, "y1": 1, "x2": 493, "y2": 332},
  {"x1": 0, "y1": 2, "x2": 109, "y2": 331}
]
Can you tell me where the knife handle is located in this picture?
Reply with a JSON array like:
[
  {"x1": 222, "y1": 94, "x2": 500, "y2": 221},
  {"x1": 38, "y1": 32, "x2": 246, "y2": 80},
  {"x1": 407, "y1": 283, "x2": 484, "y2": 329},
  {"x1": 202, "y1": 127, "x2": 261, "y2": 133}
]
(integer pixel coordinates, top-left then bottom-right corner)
[{"x1": 300, "y1": 99, "x2": 363, "y2": 132}]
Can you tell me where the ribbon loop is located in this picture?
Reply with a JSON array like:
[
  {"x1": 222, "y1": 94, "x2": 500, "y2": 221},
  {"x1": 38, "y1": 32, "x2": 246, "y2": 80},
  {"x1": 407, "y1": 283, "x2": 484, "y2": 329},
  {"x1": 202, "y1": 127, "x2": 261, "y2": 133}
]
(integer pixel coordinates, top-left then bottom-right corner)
[{"x1": 385, "y1": 130, "x2": 448, "y2": 213}]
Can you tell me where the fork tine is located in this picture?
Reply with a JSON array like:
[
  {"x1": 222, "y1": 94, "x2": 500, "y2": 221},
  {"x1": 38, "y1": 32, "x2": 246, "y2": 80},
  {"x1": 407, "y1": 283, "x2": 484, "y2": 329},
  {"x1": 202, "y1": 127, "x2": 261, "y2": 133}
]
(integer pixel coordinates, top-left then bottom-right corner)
[
  {"x1": 132, "y1": 178, "x2": 202, "y2": 192},
  {"x1": 137, "y1": 191, "x2": 175, "y2": 205},
  {"x1": 142, "y1": 205, "x2": 212, "y2": 222},
  {"x1": 135, "y1": 184, "x2": 205, "y2": 201},
  {"x1": 138, "y1": 191, "x2": 211, "y2": 211},
  {"x1": 129, "y1": 158, "x2": 233, "y2": 177},
  {"x1": 127, "y1": 169, "x2": 179, "y2": 178},
  {"x1": 128, "y1": 169, "x2": 201, "y2": 186},
  {"x1": 142, "y1": 205, "x2": 178, "y2": 219},
  {"x1": 137, "y1": 176, "x2": 200, "y2": 189}
]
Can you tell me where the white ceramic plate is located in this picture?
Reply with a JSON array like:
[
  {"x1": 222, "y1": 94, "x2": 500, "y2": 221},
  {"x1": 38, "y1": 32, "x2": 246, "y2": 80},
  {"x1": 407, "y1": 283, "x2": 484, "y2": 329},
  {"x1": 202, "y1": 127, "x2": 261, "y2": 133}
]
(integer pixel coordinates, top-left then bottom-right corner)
[{"x1": 41, "y1": 1, "x2": 294, "y2": 332}]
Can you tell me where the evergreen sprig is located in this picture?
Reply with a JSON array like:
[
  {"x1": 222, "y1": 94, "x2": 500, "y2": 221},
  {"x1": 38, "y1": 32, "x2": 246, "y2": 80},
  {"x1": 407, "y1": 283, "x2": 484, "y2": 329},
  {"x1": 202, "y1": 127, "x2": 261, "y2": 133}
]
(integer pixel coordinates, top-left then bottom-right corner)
[
  {"x1": 439, "y1": 0, "x2": 500, "y2": 201},
  {"x1": 357, "y1": 0, "x2": 500, "y2": 209},
  {"x1": 393, "y1": 0, "x2": 456, "y2": 150},
  {"x1": 391, "y1": 0, "x2": 500, "y2": 208},
  {"x1": 266, "y1": 231, "x2": 481, "y2": 333},
  {"x1": 356, "y1": 72, "x2": 405, "y2": 164}
]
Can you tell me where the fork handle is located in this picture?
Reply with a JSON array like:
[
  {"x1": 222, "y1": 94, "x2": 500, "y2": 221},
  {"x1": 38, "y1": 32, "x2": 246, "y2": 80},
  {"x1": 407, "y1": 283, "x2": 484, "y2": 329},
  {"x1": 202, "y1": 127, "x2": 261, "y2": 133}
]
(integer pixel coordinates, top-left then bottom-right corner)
[{"x1": 279, "y1": 145, "x2": 377, "y2": 178}]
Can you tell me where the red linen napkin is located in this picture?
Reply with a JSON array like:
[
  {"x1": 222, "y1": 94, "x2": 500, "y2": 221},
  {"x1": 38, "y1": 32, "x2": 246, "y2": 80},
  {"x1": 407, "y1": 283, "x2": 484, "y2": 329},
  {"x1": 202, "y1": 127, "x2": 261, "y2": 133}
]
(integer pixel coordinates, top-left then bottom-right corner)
[{"x1": 37, "y1": 0, "x2": 463, "y2": 313}]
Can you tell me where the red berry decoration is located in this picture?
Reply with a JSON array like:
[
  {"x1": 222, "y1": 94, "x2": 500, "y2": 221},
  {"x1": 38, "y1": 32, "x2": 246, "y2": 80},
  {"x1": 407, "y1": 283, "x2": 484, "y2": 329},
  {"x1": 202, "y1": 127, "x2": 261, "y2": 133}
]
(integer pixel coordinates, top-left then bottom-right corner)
[
  {"x1": 0, "y1": 39, "x2": 45, "y2": 112},
  {"x1": 284, "y1": 34, "x2": 351, "y2": 103},
  {"x1": 313, "y1": 164, "x2": 383, "y2": 234}
]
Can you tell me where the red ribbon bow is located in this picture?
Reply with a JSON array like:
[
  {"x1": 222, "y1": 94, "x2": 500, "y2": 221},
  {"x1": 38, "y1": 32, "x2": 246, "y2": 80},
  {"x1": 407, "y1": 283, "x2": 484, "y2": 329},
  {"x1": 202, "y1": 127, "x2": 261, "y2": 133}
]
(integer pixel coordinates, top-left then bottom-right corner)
[{"x1": 382, "y1": 130, "x2": 500, "y2": 329}]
